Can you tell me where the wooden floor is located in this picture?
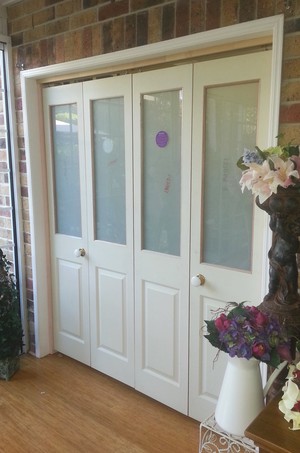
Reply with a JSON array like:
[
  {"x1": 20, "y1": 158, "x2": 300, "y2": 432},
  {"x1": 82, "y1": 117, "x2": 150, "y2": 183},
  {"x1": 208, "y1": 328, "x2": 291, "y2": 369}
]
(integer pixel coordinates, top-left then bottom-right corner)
[{"x1": 0, "y1": 354, "x2": 199, "y2": 453}]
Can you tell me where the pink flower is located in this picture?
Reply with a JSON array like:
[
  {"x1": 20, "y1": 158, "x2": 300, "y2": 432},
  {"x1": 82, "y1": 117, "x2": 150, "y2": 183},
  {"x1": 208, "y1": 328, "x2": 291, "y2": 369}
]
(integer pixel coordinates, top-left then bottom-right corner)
[
  {"x1": 214, "y1": 313, "x2": 231, "y2": 332},
  {"x1": 277, "y1": 344, "x2": 293, "y2": 362},
  {"x1": 252, "y1": 342, "x2": 267, "y2": 358},
  {"x1": 292, "y1": 401, "x2": 300, "y2": 412},
  {"x1": 254, "y1": 311, "x2": 268, "y2": 326},
  {"x1": 247, "y1": 306, "x2": 267, "y2": 325}
]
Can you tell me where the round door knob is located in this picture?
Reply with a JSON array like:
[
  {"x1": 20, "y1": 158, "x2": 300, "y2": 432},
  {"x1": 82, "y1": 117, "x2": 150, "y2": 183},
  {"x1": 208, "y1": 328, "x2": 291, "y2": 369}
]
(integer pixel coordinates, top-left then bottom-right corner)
[
  {"x1": 191, "y1": 274, "x2": 205, "y2": 287},
  {"x1": 74, "y1": 248, "x2": 86, "y2": 257}
]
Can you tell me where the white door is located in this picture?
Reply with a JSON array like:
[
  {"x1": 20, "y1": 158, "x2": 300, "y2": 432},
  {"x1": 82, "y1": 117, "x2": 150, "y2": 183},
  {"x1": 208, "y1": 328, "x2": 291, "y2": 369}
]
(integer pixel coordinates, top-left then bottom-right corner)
[
  {"x1": 83, "y1": 76, "x2": 135, "y2": 386},
  {"x1": 43, "y1": 83, "x2": 91, "y2": 365},
  {"x1": 133, "y1": 65, "x2": 193, "y2": 414},
  {"x1": 189, "y1": 51, "x2": 272, "y2": 421},
  {"x1": 43, "y1": 51, "x2": 273, "y2": 419},
  {"x1": 43, "y1": 76, "x2": 135, "y2": 386}
]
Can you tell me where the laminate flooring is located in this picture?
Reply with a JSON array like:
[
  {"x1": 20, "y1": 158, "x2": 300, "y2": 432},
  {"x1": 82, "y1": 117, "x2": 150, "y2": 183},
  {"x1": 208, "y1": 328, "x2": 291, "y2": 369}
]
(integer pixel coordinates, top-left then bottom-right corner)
[{"x1": 0, "y1": 353, "x2": 199, "y2": 453}]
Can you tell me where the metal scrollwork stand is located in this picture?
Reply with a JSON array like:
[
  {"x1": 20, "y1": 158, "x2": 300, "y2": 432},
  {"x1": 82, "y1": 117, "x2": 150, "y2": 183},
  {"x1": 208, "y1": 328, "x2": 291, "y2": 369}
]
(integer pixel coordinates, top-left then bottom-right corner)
[{"x1": 199, "y1": 414, "x2": 258, "y2": 453}]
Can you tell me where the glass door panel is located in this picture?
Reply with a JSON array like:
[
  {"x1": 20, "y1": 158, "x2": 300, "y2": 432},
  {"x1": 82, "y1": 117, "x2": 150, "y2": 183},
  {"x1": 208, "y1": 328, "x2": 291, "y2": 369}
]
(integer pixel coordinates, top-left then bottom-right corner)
[
  {"x1": 92, "y1": 97, "x2": 126, "y2": 244},
  {"x1": 51, "y1": 104, "x2": 81, "y2": 237},
  {"x1": 202, "y1": 82, "x2": 258, "y2": 271},
  {"x1": 142, "y1": 90, "x2": 181, "y2": 256}
]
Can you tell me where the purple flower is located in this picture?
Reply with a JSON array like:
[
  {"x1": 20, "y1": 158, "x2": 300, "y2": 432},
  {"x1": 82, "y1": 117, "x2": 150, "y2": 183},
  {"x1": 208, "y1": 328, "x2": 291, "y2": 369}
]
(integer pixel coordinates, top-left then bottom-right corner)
[{"x1": 204, "y1": 302, "x2": 291, "y2": 367}]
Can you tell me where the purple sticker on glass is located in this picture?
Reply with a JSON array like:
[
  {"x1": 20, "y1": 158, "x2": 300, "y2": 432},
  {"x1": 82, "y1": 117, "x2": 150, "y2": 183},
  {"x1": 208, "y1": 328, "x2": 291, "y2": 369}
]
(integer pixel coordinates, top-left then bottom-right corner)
[{"x1": 156, "y1": 131, "x2": 169, "y2": 148}]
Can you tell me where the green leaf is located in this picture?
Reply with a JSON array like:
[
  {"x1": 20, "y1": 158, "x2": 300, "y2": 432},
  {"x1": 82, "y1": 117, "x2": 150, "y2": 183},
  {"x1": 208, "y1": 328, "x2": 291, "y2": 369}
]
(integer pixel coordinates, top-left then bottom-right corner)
[
  {"x1": 236, "y1": 156, "x2": 248, "y2": 171},
  {"x1": 268, "y1": 350, "x2": 280, "y2": 369}
]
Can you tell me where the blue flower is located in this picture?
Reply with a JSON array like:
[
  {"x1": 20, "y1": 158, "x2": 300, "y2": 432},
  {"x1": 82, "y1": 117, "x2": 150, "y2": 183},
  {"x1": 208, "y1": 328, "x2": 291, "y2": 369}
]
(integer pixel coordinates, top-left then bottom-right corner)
[{"x1": 242, "y1": 148, "x2": 264, "y2": 165}]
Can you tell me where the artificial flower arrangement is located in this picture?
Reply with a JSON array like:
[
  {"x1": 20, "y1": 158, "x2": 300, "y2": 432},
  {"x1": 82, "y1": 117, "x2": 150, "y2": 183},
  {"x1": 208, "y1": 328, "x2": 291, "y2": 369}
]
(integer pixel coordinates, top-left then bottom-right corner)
[
  {"x1": 279, "y1": 361, "x2": 300, "y2": 430},
  {"x1": 204, "y1": 302, "x2": 291, "y2": 368},
  {"x1": 237, "y1": 140, "x2": 300, "y2": 203}
]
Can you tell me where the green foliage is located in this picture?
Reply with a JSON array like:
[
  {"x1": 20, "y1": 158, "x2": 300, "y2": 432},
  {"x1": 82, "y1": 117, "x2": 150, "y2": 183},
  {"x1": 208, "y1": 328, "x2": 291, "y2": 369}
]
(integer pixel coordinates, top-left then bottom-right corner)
[{"x1": 0, "y1": 249, "x2": 23, "y2": 360}]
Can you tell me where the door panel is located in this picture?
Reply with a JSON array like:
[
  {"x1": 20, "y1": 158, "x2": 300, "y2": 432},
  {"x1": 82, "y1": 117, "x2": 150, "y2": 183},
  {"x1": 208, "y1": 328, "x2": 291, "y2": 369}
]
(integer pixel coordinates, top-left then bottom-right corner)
[
  {"x1": 83, "y1": 76, "x2": 134, "y2": 387},
  {"x1": 133, "y1": 65, "x2": 192, "y2": 414},
  {"x1": 43, "y1": 84, "x2": 90, "y2": 365},
  {"x1": 189, "y1": 51, "x2": 272, "y2": 420}
]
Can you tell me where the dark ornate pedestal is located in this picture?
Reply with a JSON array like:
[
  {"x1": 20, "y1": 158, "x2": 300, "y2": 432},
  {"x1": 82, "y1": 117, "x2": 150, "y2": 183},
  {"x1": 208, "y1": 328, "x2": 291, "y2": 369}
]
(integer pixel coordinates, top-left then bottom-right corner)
[
  {"x1": 256, "y1": 187, "x2": 300, "y2": 399},
  {"x1": 256, "y1": 187, "x2": 300, "y2": 336}
]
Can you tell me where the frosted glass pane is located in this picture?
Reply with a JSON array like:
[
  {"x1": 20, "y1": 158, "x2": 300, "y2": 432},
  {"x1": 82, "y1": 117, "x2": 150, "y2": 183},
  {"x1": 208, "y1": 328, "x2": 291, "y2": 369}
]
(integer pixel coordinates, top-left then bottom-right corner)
[
  {"x1": 142, "y1": 90, "x2": 181, "y2": 256},
  {"x1": 51, "y1": 104, "x2": 81, "y2": 237},
  {"x1": 92, "y1": 97, "x2": 126, "y2": 244},
  {"x1": 202, "y1": 83, "x2": 258, "y2": 270}
]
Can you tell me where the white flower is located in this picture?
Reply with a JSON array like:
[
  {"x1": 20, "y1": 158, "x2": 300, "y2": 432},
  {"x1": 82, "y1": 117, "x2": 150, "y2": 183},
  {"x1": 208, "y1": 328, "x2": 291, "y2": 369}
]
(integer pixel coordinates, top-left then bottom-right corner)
[
  {"x1": 239, "y1": 160, "x2": 273, "y2": 203},
  {"x1": 265, "y1": 156, "x2": 299, "y2": 192},
  {"x1": 278, "y1": 361, "x2": 300, "y2": 430}
]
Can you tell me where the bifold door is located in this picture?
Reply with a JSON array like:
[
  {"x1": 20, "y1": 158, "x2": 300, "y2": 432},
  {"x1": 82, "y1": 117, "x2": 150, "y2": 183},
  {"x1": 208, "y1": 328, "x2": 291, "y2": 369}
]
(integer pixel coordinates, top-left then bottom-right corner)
[{"x1": 43, "y1": 50, "x2": 272, "y2": 421}]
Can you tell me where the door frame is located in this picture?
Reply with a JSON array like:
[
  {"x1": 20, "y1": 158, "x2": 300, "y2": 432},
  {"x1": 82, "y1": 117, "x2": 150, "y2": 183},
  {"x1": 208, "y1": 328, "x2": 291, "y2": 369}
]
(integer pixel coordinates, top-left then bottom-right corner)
[{"x1": 21, "y1": 15, "x2": 284, "y2": 357}]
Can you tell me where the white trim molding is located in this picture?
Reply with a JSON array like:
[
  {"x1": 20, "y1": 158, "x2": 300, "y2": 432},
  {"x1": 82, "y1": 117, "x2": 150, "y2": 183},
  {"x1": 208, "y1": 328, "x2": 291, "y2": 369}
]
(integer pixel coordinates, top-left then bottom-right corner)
[{"x1": 21, "y1": 14, "x2": 284, "y2": 357}]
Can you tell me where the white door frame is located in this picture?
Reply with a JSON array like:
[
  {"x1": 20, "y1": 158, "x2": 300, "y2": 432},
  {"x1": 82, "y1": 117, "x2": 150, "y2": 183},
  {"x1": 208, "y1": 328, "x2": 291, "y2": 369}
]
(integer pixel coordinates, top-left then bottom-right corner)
[{"x1": 21, "y1": 15, "x2": 283, "y2": 358}]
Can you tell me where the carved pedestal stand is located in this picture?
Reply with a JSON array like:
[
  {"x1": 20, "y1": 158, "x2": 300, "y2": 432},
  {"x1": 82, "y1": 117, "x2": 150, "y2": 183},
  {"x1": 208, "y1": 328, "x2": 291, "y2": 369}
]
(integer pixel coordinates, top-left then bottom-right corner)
[{"x1": 256, "y1": 187, "x2": 300, "y2": 398}]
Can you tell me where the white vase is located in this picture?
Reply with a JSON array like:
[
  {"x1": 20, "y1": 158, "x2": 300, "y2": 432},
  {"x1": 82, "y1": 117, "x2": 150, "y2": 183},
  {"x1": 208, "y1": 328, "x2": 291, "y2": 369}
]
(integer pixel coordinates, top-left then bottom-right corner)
[{"x1": 215, "y1": 356, "x2": 265, "y2": 437}]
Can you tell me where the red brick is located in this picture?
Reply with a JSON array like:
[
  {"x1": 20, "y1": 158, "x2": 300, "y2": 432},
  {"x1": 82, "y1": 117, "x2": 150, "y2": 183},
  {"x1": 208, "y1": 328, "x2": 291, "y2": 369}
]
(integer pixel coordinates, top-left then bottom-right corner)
[
  {"x1": 45, "y1": 18, "x2": 70, "y2": 37},
  {"x1": 7, "y1": 2, "x2": 25, "y2": 21},
  {"x1": 280, "y1": 103, "x2": 300, "y2": 122},
  {"x1": 148, "y1": 7, "x2": 162, "y2": 43},
  {"x1": 281, "y1": 81, "x2": 300, "y2": 102},
  {"x1": 24, "y1": 0, "x2": 46, "y2": 15},
  {"x1": 72, "y1": 29, "x2": 83, "y2": 60},
  {"x1": 55, "y1": 34, "x2": 65, "y2": 63},
  {"x1": 31, "y1": 42, "x2": 41, "y2": 67},
  {"x1": 282, "y1": 58, "x2": 300, "y2": 79},
  {"x1": 191, "y1": 0, "x2": 206, "y2": 33},
  {"x1": 257, "y1": 0, "x2": 276, "y2": 18},
  {"x1": 82, "y1": 27, "x2": 93, "y2": 58},
  {"x1": 176, "y1": 0, "x2": 189, "y2": 37},
  {"x1": 101, "y1": 21, "x2": 113, "y2": 54},
  {"x1": 56, "y1": 0, "x2": 81, "y2": 17},
  {"x1": 63, "y1": 32, "x2": 74, "y2": 61},
  {"x1": 125, "y1": 14, "x2": 136, "y2": 49},
  {"x1": 19, "y1": 161, "x2": 27, "y2": 174},
  {"x1": 83, "y1": 0, "x2": 107, "y2": 8},
  {"x1": 131, "y1": 0, "x2": 163, "y2": 12},
  {"x1": 137, "y1": 11, "x2": 148, "y2": 46},
  {"x1": 239, "y1": 0, "x2": 257, "y2": 22},
  {"x1": 98, "y1": 0, "x2": 129, "y2": 21},
  {"x1": 70, "y1": 9, "x2": 97, "y2": 29},
  {"x1": 47, "y1": 37, "x2": 56, "y2": 65},
  {"x1": 206, "y1": 0, "x2": 221, "y2": 30},
  {"x1": 113, "y1": 17, "x2": 125, "y2": 51},
  {"x1": 279, "y1": 124, "x2": 300, "y2": 145},
  {"x1": 10, "y1": 15, "x2": 33, "y2": 34},
  {"x1": 91, "y1": 24, "x2": 102, "y2": 56},
  {"x1": 33, "y1": 7, "x2": 55, "y2": 27},
  {"x1": 221, "y1": 0, "x2": 239, "y2": 26},
  {"x1": 162, "y1": 3, "x2": 175, "y2": 40},
  {"x1": 284, "y1": 34, "x2": 300, "y2": 58}
]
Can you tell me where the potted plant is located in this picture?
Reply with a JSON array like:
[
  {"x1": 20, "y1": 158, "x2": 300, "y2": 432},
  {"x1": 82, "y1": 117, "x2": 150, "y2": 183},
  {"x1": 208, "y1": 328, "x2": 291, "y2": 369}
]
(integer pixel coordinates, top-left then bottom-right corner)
[
  {"x1": 0, "y1": 248, "x2": 23, "y2": 380},
  {"x1": 203, "y1": 302, "x2": 292, "y2": 436}
]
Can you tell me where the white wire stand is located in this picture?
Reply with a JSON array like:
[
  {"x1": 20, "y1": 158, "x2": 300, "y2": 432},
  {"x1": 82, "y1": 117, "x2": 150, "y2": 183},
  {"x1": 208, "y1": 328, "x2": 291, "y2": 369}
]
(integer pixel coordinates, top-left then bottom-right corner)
[{"x1": 199, "y1": 414, "x2": 259, "y2": 452}]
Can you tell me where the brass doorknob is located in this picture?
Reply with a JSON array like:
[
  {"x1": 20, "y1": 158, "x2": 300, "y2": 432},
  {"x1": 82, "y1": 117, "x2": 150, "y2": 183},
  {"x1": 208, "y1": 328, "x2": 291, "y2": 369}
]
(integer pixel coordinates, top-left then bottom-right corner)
[{"x1": 191, "y1": 274, "x2": 206, "y2": 287}]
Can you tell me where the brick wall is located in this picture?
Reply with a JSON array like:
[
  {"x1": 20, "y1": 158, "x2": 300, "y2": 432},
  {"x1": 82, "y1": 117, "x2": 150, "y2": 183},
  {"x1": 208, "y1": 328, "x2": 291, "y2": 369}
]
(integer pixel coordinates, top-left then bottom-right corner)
[{"x1": 5, "y1": 0, "x2": 300, "y2": 353}]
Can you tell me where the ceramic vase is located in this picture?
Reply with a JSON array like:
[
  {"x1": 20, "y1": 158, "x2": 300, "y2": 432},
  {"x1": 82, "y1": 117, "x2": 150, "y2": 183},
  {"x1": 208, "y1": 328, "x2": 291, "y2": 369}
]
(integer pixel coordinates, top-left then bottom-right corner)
[{"x1": 215, "y1": 356, "x2": 265, "y2": 437}]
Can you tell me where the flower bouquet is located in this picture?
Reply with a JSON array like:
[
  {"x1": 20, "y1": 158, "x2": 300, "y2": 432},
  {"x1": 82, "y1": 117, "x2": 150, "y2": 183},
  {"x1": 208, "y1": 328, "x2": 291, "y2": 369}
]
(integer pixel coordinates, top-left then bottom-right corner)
[
  {"x1": 204, "y1": 302, "x2": 291, "y2": 367},
  {"x1": 279, "y1": 361, "x2": 300, "y2": 430},
  {"x1": 237, "y1": 141, "x2": 300, "y2": 203}
]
